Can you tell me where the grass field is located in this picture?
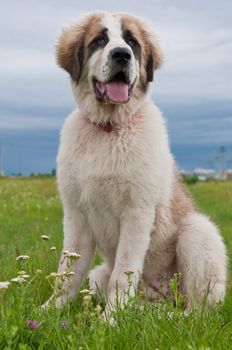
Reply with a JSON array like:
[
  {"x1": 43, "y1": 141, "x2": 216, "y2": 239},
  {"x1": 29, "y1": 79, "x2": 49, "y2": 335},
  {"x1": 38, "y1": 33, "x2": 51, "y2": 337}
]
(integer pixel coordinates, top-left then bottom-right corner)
[{"x1": 0, "y1": 177, "x2": 232, "y2": 349}]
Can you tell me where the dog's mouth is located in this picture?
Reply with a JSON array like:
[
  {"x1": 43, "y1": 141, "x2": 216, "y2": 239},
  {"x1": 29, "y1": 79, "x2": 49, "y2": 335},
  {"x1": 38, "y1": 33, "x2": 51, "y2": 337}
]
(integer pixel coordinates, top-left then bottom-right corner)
[{"x1": 93, "y1": 72, "x2": 134, "y2": 104}]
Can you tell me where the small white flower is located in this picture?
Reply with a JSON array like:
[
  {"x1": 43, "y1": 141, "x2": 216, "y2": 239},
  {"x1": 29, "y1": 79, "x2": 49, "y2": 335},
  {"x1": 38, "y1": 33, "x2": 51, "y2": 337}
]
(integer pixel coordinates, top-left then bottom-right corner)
[
  {"x1": 22, "y1": 274, "x2": 30, "y2": 279},
  {"x1": 80, "y1": 289, "x2": 95, "y2": 297},
  {"x1": 16, "y1": 255, "x2": 29, "y2": 261},
  {"x1": 0, "y1": 281, "x2": 10, "y2": 290},
  {"x1": 63, "y1": 251, "x2": 81, "y2": 260},
  {"x1": 18, "y1": 270, "x2": 26, "y2": 275},
  {"x1": 36, "y1": 269, "x2": 42, "y2": 273},
  {"x1": 79, "y1": 288, "x2": 91, "y2": 294},
  {"x1": 66, "y1": 271, "x2": 75, "y2": 276},
  {"x1": 50, "y1": 246, "x2": 56, "y2": 251},
  {"x1": 11, "y1": 277, "x2": 26, "y2": 283},
  {"x1": 41, "y1": 235, "x2": 50, "y2": 240}
]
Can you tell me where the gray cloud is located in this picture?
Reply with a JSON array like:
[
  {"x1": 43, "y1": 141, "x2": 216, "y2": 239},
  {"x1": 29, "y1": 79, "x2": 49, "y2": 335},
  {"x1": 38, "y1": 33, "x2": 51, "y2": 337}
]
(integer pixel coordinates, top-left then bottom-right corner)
[{"x1": 0, "y1": 0, "x2": 231, "y2": 144}]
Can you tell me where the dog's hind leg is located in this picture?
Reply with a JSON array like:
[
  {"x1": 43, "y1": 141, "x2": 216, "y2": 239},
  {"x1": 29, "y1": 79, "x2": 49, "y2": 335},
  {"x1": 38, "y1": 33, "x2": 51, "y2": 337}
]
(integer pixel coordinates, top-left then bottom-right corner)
[
  {"x1": 88, "y1": 263, "x2": 111, "y2": 299},
  {"x1": 176, "y1": 213, "x2": 227, "y2": 306}
]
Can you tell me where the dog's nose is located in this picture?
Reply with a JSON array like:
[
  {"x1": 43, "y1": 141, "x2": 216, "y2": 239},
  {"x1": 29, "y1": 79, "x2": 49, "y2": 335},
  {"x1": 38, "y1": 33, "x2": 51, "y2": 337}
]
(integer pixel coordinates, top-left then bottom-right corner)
[{"x1": 111, "y1": 47, "x2": 131, "y2": 64}]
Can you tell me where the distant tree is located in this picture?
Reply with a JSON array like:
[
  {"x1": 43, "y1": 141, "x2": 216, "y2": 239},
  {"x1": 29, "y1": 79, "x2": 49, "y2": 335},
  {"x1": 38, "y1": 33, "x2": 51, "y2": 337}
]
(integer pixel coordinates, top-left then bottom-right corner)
[{"x1": 182, "y1": 175, "x2": 198, "y2": 185}]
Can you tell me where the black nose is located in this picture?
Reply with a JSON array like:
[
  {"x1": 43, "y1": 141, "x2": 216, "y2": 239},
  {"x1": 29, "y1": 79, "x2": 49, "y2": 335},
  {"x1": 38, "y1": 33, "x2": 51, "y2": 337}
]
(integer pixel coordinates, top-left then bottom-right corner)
[{"x1": 111, "y1": 47, "x2": 131, "y2": 64}]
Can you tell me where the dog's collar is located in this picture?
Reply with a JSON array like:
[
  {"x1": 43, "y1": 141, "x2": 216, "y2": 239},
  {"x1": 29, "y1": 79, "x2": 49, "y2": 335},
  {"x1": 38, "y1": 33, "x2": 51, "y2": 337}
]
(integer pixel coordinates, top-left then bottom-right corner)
[{"x1": 92, "y1": 120, "x2": 115, "y2": 133}]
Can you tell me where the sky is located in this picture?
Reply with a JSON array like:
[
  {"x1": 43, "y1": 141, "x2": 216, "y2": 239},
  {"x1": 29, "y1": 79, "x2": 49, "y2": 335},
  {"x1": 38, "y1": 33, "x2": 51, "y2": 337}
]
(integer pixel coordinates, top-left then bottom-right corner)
[{"x1": 0, "y1": 0, "x2": 232, "y2": 174}]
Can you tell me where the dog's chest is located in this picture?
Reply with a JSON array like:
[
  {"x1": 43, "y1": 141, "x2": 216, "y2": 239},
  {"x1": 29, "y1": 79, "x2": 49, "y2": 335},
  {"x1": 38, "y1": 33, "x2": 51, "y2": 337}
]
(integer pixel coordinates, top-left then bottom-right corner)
[
  {"x1": 71, "y1": 122, "x2": 158, "y2": 216},
  {"x1": 75, "y1": 127, "x2": 146, "y2": 216}
]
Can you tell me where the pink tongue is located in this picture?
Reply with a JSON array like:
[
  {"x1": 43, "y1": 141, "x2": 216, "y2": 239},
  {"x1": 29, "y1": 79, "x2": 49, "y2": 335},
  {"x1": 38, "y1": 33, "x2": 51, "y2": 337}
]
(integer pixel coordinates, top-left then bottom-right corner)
[{"x1": 106, "y1": 82, "x2": 129, "y2": 103}]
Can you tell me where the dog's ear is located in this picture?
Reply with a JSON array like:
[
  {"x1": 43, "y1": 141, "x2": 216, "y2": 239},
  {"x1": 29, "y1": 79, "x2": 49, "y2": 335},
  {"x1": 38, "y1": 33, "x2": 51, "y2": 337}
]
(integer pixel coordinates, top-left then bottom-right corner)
[
  {"x1": 56, "y1": 24, "x2": 85, "y2": 84},
  {"x1": 145, "y1": 33, "x2": 164, "y2": 83}
]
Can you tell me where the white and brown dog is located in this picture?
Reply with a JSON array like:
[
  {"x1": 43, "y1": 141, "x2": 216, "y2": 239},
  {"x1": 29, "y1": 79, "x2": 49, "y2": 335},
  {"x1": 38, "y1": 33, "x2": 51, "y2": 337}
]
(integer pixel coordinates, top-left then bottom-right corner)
[{"x1": 45, "y1": 12, "x2": 227, "y2": 311}]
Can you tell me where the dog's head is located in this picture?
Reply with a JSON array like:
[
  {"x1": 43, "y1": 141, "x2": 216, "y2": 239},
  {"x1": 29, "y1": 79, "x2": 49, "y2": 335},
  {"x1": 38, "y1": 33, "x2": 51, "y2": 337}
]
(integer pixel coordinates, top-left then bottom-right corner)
[{"x1": 57, "y1": 12, "x2": 163, "y2": 123}]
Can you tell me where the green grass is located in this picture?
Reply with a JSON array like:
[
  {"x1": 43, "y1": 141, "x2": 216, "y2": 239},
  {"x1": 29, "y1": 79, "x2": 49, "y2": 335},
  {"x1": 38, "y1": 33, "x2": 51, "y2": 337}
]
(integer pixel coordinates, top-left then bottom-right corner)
[{"x1": 0, "y1": 177, "x2": 232, "y2": 349}]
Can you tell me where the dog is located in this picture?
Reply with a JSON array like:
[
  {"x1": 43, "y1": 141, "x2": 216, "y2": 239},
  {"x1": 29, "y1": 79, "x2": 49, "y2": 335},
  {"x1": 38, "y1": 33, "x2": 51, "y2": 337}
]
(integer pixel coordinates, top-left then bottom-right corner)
[{"x1": 45, "y1": 12, "x2": 227, "y2": 312}]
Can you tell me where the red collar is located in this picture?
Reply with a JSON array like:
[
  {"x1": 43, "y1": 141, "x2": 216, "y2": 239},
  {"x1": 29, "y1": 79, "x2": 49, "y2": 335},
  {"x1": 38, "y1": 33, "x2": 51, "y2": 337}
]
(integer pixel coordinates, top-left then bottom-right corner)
[{"x1": 94, "y1": 121, "x2": 114, "y2": 133}]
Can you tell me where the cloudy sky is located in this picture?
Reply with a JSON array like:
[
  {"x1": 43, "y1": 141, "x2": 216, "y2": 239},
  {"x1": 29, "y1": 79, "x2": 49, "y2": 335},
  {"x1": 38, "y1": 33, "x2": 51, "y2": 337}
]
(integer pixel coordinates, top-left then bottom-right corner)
[{"x1": 0, "y1": 0, "x2": 232, "y2": 145}]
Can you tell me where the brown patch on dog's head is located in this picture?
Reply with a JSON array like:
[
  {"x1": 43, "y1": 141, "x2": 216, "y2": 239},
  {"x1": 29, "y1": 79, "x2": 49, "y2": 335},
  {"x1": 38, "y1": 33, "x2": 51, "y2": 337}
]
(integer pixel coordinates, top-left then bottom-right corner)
[
  {"x1": 56, "y1": 13, "x2": 104, "y2": 83},
  {"x1": 119, "y1": 14, "x2": 164, "y2": 89}
]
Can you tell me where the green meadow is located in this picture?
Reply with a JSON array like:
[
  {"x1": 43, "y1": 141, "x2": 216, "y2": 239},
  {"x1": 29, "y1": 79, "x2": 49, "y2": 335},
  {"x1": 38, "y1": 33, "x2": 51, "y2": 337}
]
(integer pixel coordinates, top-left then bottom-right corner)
[{"x1": 0, "y1": 177, "x2": 232, "y2": 349}]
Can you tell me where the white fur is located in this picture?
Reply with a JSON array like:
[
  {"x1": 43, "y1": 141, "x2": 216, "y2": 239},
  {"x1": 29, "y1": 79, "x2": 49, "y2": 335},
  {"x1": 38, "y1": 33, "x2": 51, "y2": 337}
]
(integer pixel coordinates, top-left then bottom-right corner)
[{"x1": 45, "y1": 13, "x2": 227, "y2": 311}]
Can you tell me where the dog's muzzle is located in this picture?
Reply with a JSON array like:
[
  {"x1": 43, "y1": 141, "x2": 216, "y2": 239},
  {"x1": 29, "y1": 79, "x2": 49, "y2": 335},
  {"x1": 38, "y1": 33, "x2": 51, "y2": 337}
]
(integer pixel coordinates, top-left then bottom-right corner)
[{"x1": 93, "y1": 47, "x2": 135, "y2": 104}]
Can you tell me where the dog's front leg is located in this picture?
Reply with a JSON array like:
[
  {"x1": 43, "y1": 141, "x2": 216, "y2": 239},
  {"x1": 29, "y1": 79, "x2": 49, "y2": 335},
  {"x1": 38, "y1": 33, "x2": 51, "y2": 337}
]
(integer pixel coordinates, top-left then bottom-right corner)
[
  {"x1": 107, "y1": 208, "x2": 155, "y2": 310},
  {"x1": 44, "y1": 209, "x2": 95, "y2": 308}
]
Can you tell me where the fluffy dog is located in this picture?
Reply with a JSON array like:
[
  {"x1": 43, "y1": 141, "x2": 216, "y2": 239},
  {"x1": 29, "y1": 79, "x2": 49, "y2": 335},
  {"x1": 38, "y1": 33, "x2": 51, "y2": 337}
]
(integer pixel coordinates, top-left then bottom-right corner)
[{"x1": 45, "y1": 12, "x2": 227, "y2": 311}]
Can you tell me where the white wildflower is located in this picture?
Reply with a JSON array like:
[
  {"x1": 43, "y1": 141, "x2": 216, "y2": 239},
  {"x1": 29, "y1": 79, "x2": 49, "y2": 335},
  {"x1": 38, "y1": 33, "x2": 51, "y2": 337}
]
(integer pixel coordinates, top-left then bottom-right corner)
[
  {"x1": 16, "y1": 255, "x2": 29, "y2": 261},
  {"x1": 0, "y1": 281, "x2": 10, "y2": 290},
  {"x1": 79, "y1": 288, "x2": 91, "y2": 294},
  {"x1": 63, "y1": 251, "x2": 81, "y2": 260},
  {"x1": 36, "y1": 269, "x2": 42, "y2": 273},
  {"x1": 80, "y1": 288, "x2": 95, "y2": 296},
  {"x1": 22, "y1": 274, "x2": 30, "y2": 279},
  {"x1": 50, "y1": 246, "x2": 56, "y2": 251},
  {"x1": 11, "y1": 276, "x2": 26, "y2": 283},
  {"x1": 18, "y1": 270, "x2": 26, "y2": 275},
  {"x1": 41, "y1": 235, "x2": 50, "y2": 240},
  {"x1": 66, "y1": 271, "x2": 75, "y2": 276}
]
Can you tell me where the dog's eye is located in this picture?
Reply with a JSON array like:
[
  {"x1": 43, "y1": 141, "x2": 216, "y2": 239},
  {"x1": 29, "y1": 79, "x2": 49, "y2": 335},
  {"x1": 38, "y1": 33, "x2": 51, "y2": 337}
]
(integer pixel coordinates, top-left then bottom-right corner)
[
  {"x1": 127, "y1": 38, "x2": 137, "y2": 47},
  {"x1": 96, "y1": 37, "x2": 106, "y2": 45}
]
